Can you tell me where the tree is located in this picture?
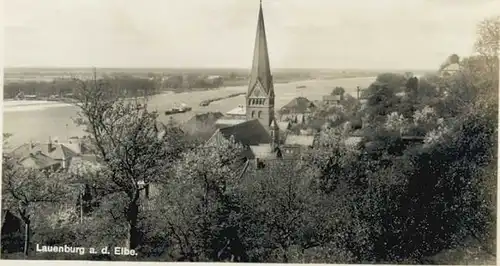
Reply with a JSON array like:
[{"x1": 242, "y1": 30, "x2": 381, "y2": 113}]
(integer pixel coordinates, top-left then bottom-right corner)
[
  {"x1": 331, "y1": 87, "x2": 345, "y2": 96},
  {"x1": 237, "y1": 159, "x2": 324, "y2": 262},
  {"x1": 474, "y1": 15, "x2": 499, "y2": 59},
  {"x1": 72, "y1": 71, "x2": 186, "y2": 250},
  {"x1": 152, "y1": 138, "x2": 246, "y2": 261},
  {"x1": 1, "y1": 159, "x2": 70, "y2": 257},
  {"x1": 375, "y1": 73, "x2": 407, "y2": 92},
  {"x1": 472, "y1": 15, "x2": 500, "y2": 111},
  {"x1": 362, "y1": 82, "x2": 400, "y2": 125}
]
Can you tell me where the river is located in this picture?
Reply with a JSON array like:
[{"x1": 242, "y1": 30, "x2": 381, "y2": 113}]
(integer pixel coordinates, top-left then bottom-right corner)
[{"x1": 3, "y1": 76, "x2": 376, "y2": 147}]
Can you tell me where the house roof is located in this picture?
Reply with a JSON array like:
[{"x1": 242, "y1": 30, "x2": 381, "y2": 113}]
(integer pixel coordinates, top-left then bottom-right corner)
[
  {"x1": 18, "y1": 152, "x2": 61, "y2": 170},
  {"x1": 226, "y1": 106, "x2": 246, "y2": 116},
  {"x1": 284, "y1": 135, "x2": 315, "y2": 147},
  {"x1": 280, "y1": 97, "x2": 315, "y2": 114},
  {"x1": 10, "y1": 142, "x2": 78, "y2": 161},
  {"x1": 217, "y1": 119, "x2": 271, "y2": 146},
  {"x1": 441, "y1": 63, "x2": 460, "y2": 72}
]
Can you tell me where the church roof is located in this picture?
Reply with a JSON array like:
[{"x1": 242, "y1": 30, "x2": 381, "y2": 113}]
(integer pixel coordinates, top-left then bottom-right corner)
[
  {"x1": 218, "y1": 119, "x2": 271, "y2": 146},
  {"x1": 248, "y1": 2, "x2": 273, "y2": 97},
  {"x1": 215, "y1": 119, "x2": 247, "y2": 128}
]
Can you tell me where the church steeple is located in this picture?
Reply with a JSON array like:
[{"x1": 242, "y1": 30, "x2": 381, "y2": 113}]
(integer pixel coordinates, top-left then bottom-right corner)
[
  {"x1": 248, "y1": 1, "x2": 273, "y2": 97},
  {"x1": 246, "y1": 1, "x2": 276, "y2": 129}
]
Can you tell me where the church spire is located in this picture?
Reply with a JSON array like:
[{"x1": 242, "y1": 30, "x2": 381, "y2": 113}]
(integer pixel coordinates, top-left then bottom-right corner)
[{"x1": 248, "y1": 0, "x2": 273, "y2": 97}]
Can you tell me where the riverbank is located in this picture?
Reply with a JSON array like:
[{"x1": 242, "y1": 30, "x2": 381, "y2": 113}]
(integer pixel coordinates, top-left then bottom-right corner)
[{"x1": 199, "y1": 92, "x2": 246, "y2": 106}]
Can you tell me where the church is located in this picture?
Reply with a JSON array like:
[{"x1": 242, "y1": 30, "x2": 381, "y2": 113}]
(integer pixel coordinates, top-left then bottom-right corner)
[{"x1": 206, "y1": 1, "x2": 283, "y2": 161}]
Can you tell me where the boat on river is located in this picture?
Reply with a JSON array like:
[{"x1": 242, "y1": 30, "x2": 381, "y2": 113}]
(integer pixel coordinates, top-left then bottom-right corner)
[{"x1": 165, "y1": 103, "x2": 192, "y2": 115}]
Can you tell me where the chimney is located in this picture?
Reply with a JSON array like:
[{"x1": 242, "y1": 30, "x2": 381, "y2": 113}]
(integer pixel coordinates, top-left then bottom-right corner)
[
  {"x1": 48, "y1": 136, "x2": 53, "y2": 152},
  {"x1": 79, "y1": 141, "x2": 85, "y2": 154}
]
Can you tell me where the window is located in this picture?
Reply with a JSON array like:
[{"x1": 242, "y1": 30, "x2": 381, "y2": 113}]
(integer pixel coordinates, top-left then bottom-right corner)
[
  {"x1": 251, "y1": 111, "x2": 255, "y2": 118},
  {"x1": 258, "y1": 111, "x2": 262, "y2": 118}
]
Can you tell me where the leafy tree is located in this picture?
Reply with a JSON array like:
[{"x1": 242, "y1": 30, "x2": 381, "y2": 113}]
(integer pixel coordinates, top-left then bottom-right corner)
[
  {"x1": 1, "y1": 159, "x2": 71, "y2": 257},
  {"x1": 331, "y1": 86, "x2": 345, "y2": 96},
  {"x1": 152, "y1": 138, "x2": 246, "y2": 261},
  {"x1": 474, "y1": 15, "x2": 500, "y2": 75},
  {"x1": 375, "y1": 73, "x2": 407, "y2": 92},
  {"x1": 237, "y1": 160, "x2": 324, "y2": 262},
  {"x1": 405, "y1": 77, "x2": 419, "y2": 96},
  {"x1": 362, "y1": 82, "x2": 400, "y2": 125},
  {"x1": 72, "y1": 71, "x2": 187, "y2": 250}
]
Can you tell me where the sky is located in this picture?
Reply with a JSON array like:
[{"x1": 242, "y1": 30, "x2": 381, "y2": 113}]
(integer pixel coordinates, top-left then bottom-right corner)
[{"x1": 3, "y1": 0, "x2": 500, "y2": 70}]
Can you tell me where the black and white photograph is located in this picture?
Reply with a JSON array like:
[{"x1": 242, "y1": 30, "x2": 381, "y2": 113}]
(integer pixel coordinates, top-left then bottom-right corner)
[{"x1": 1, "y1": 0, "x2": 499, "y2": 264}]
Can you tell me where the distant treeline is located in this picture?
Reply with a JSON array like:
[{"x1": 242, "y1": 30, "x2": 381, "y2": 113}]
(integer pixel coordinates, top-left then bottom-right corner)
[
  {"x1": 3, "y1": 70, "x2": 381, "y2": 99},
  {"x1": 3, "y1": 76, "x2": 159, "y2": 99}
]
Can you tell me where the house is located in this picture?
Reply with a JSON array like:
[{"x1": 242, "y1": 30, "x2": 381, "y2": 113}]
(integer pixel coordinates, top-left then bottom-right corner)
[
  {"x1": 323, "y1": 94, "x2": 344, "y2": 105},
  {"x1": 439, "y1": 54, "x2": 461, "y2": 78},
  {"x1": 281, "y1": 134, "x2": 316, "y2": 158},
  {"x1": 226, "y1": 105, "x2": 247, "y2": 120},
  {"x1": 9, "y1": 138, "x2": 79, "y2": 170},
  {"x1": 440, "y1": 63, "x2": 460, "y2": 78},
  {"x1": 279, "y1": 97, "x2": 316, "y2": 123},
  {"x1": 16, "y1": 151, "x2": 62, "y2": 171}
]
